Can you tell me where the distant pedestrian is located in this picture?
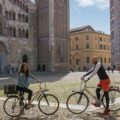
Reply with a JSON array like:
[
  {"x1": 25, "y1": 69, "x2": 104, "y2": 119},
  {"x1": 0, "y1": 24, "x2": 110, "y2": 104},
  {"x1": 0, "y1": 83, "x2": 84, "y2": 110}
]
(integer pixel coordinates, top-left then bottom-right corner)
[
  {"x1": 118, "y1": 65, "x2": 120, "y2": 73},
  {"x1": 111, "y1": 66, "x2": 114, "y2": 73},
  {"x1": 107, "y1": 66, "x2": 110, "y2": 73}
]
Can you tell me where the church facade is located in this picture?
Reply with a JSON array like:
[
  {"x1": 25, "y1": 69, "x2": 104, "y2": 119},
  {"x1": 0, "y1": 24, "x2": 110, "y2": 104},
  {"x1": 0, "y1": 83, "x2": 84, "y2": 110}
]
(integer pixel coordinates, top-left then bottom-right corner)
[{"x1": 0, "y1": 0, "x2": 69, "y2": 73}]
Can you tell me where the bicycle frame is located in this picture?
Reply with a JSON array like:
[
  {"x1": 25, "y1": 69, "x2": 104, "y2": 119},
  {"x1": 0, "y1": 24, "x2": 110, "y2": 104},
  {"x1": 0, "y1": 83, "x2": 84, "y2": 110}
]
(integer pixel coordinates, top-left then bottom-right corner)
[
  {"x1": 79, "y1": 80, "x2": 102, "y2": 99},
  {"x1": 31, "y1": 88, "x2": 49, "y2": 103},
  {"x1": 19, "y1": 81, "x2": 49, "y2": 103}
]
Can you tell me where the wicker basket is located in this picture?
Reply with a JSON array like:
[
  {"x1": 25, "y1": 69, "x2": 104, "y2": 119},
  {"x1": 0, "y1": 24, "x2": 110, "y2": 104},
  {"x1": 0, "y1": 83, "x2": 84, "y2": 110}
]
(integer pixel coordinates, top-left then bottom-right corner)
[{"x1": 4, "y1": 84, "x2": 18, "y2": 95}]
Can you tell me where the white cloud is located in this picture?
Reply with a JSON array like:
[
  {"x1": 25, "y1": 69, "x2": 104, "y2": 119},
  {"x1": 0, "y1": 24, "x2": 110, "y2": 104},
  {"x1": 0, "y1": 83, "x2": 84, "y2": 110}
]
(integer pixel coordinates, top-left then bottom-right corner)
[{"x1": 76, "y1": 0, "x2": 109, "y2": 10}]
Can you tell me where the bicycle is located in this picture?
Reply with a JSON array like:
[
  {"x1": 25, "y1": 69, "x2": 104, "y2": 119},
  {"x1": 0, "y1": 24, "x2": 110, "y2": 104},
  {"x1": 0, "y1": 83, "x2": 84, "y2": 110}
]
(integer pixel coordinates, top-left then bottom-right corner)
[
  {"x1": 66, "y1": 79, "x2": 120, "y2": 114},
  {"x1": 3, "y1": 81, "x2": 59, "y2": 117}
]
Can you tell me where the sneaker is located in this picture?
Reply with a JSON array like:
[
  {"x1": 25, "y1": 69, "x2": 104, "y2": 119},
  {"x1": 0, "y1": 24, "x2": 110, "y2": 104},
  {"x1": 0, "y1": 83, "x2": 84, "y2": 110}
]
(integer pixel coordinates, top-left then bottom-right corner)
[
  {"x1": 102, "y1": 109, "x2": 111, "y2": 116},
  {"x1": 91, "y1": 102, "x2": 100, "y2": 107}
]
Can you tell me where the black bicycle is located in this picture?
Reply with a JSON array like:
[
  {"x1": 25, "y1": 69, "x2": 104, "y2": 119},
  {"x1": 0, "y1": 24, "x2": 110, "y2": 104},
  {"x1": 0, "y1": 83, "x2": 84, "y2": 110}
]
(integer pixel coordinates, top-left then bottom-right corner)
[{"x1": 3, "y1": 81, "x2": 59, "y2": 117}]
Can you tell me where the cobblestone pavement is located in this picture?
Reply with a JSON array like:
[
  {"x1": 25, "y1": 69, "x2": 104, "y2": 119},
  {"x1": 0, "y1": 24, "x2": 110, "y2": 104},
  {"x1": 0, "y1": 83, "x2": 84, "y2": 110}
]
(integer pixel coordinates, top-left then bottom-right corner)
[
  {"x1": 1, "y1": 71, "x2": 120, "y2": 120},
  {"x1": 0, "y1": 100, "x2": 120, "y2": 120}
]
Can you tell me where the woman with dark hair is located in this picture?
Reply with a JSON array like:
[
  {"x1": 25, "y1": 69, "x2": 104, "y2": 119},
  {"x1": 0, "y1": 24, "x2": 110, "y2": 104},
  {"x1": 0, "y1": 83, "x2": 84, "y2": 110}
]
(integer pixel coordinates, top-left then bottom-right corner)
[{"x1": 17, "y1": 63, "x2": 34, "y2": 108}]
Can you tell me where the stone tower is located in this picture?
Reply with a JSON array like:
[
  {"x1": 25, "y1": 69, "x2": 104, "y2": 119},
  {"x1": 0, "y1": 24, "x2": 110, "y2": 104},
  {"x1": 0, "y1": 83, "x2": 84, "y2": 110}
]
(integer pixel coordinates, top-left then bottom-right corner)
[
  {"x1": 36, "y1": 0, "x2": 69, "y2": 72},
  {"x1": 110, "y1": 0, "x2": 120, "y2": 67}
]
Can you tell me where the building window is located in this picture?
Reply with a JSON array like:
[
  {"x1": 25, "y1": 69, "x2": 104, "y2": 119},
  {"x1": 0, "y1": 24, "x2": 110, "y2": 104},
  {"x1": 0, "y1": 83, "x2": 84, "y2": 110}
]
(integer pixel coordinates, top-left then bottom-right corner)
[
  {"x1": 18, "y1": 13, "x2": 21, "y2": 21},
  {"x1": 101, "y1": 58, "x2": 103, "y2": 63},
  {"x1": 18, "y1": 28, "x2": 22, "y2": 37},
  {"x1": 26, "y1": 5, "x2": 29, "y2": 13},
  {"x1": 13, "y1": 27, "x2": 16, "y2": 37},
  {"x1": 95, "y1": 36, "x2": 97, "y2": 41},
  {"x1": 22, "y1": 55, "x2": 28, "y2": 63},
  {"x1": 23, "y1": 4, "x2": 26, "y2": 11},
  {"x1": 19, "y1": 1, "x2": 22, "y2": 8},
  {"x1": 0, "y1": 22, "x2": 3, "y2": 35},
  {"x1": 76, "y1": 59, "x2": 79, "y2": 65},
  {"x1": 86, "y1": 57, "x2": 90, "y2": 63},
  {"x1": 104, "y1": 58, "x2": 106, "y2": 63},
  {"x1": 26, "y1": 30, "x2": 29, "y2": 38},
  {"x1": 111, "y1": 31, "x2": 114, "y2": 40},
  {"x1": 109, "y1": 58, "x2": 111, "y2": 63},
  {"x1": 70, "y1": 59, "x2": 71, "y2": 65},
  {"x1": 110, "y1": 0, "x2": 114, "y2": 8},
  {"x1": 104, "y1": 45, "x2": 106, "y2": 50},
  {"x1": 100, "y1": 44, "x2": 103, "y2": 49},
  {"x1": 5, "y1": 11, "x2": 8, "y2": 19},
  {"x1": 75, "y1": 37, "x2": 78, "y2": 41},
  {"x1": 13, "y1": 12, "x2": 16, "y2": 20},
  {"x1": 22, "y1": 29, "x2": 25, "y2": 38},
  {"x1": 86, "y1": 35, "x2": 89, "y2": 40},
  {"x1": 10, "y1": 27, "x2": 12, "y2": 36},
  {"x1": 100, "y1": 37, "x2": 102, "y2": 41},
  {"x1": 17, "y1": 0, "x2": 19, "y2": 6},
  {"x1": 7, "y1": 27, "x2": 10, "y2": 36},
  {"x1": 76, "y1": 45, "x2": 78, "y2": 50},
  {"x1": 22, "y1": 14, "x2": 25, "y2": 22},
  {"x1": 26, "y1": 15, "x2": 28, "y2": 22},
  {"x1": 3, "y1": 0, "x2": 5, "y2": 5},
  {"x1": 0, "y1": 4, "x2": 2, "y2": 15},
  {"x1": 86, "y1": 43, "x2": 90, "y2": 49},
  {"x1": 9, "y1": 11, "x2": 12, "y2": 20}
]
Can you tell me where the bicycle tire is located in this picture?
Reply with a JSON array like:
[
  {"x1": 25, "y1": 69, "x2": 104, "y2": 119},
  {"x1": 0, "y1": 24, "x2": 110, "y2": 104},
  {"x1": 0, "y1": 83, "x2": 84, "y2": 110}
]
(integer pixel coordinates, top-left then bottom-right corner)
[
  {"x1": 66, "y1": 92, "x2": 89, "y2": 114},
  {"x1": 38, "y1": 94, "x2": 59, "y2": 115},
  {"x1": 102, "y1": 89, "x2": 120, "y2": 111},
  {"x1": 3, "y1": 96, "x2": 24, "y2": 117}
]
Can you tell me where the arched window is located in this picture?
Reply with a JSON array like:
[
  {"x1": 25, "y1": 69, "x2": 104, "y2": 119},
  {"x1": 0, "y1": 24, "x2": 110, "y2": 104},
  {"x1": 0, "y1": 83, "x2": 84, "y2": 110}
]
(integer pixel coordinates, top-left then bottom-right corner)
[
  {"x1": 22, "y1": 55, "x2": 28, "y2": 63},
  {"x1": 0, "y1": 4, "x2": 2, "y2": 15},
  {"x1": 5, "y1": 11, "x2": 8, "y2": 19},
  {"x1": 18, "y1": 28, "x2": 22, "y2": 37},
  {"x1": 13, "y1": 27, "x2": 16, "y2": 37},
  {"x1": 22, "y1": 14, "x2": 25, "y2": 22},
  {"x1": 13, "y1": 12, "x2": 16, "y2": 20},
  {"x1": 19, "y1": 1, "x2": 22, "y2": 8},
  {"x1": 26, "y1": 30, "x2": 29, "y2": 38},
  {"x1": 23, "y1": 4, "x2": 25, "y2": 11},
  {"x1": 18, "y1": 13, "x2": 21, "y2": 21},
  {"x1": 76, "y1": 59, "x2": 79, "y2": 65},
  {"x1": 26, "y1": 5, "x2": 28, "y2": 13},
  {"x1": 7, "y1": 27, "x2": 10, "y2": 36},
  {"x1": 9, "y1": 11, "x2": 12, "y2": 20},
  {"x1": 22, "y1": 29, "x2": 25, "y2": 38},
  {"x1": 16, "y1": 0, "x2": 19, "y2": 6},
  {"x1": 10, "y1": 27, "x2": 13, "y2": 36},
  {"x1": 26, "y1": 15, "x2": 28, "y2": 22},
  {"x1": 0, "y1": 22, "x2": 3, "y2": 35},
  {"x1": 14, "y1": 0, "x2": 17, "y2": 4}
]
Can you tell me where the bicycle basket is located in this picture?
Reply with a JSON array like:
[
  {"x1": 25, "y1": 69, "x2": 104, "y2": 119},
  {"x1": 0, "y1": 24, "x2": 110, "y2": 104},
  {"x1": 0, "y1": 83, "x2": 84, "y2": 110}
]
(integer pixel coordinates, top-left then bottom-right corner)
[{"x1": 4, "y1": 84, "x2": 18, "y2": 95}]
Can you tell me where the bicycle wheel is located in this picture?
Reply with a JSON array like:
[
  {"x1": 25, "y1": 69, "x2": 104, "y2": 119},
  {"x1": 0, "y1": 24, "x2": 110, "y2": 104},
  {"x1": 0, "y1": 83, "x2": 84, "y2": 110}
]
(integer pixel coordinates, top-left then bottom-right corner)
[
  {"x1": 38, "y1": 94, "x2": 59, "y2": 115},
  {"x1": 102, "y1": 89, "x2": 120, "y2": 111},
  {"x1": 66, "y1": 92, "x2": 89, "y2": 114},
  {"x1": 3, "y1": 96, "x2": 24, "y2": 117}
]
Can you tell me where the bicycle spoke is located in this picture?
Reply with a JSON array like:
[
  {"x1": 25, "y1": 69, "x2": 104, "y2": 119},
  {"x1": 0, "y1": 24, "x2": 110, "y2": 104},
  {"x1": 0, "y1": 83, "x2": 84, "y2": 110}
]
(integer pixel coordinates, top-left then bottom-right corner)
[
  {"x1": 4, "y1": 96, "x2": 24, "y2": 117},
  {"x1": 67, "y1": 92, "x2": 89, "y2": 114},
  {"x1": 38, "y1": 94, "x2": 59, "y2": 115},
  {"x1": 103, "y1": 89, "x2": 120, "y2": 111}
]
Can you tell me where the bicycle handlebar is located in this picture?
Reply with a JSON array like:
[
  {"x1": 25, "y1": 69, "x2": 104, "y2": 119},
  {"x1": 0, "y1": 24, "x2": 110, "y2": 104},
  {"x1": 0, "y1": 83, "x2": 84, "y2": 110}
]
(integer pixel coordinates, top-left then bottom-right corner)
[
  {"x1": 34, "y1": 78, "x2": 46, "y2": 90},
  {"x1": 38, "y1": 80, "x2": 46, "y2": 90}
]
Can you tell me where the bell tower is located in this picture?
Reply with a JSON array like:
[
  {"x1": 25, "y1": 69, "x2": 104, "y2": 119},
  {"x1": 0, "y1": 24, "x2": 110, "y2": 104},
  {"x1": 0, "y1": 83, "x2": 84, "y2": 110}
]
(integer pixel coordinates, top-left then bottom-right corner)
[{"x1": 36, "y1": 0, "x2": 69, "y2": 72}]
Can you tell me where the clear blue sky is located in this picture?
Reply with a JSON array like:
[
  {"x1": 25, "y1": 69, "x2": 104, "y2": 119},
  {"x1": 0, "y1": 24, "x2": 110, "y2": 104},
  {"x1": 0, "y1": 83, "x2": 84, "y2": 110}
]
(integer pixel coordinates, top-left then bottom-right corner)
[{"x1": 31, "y1": 0, "x2": 110, "y2": 34}]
